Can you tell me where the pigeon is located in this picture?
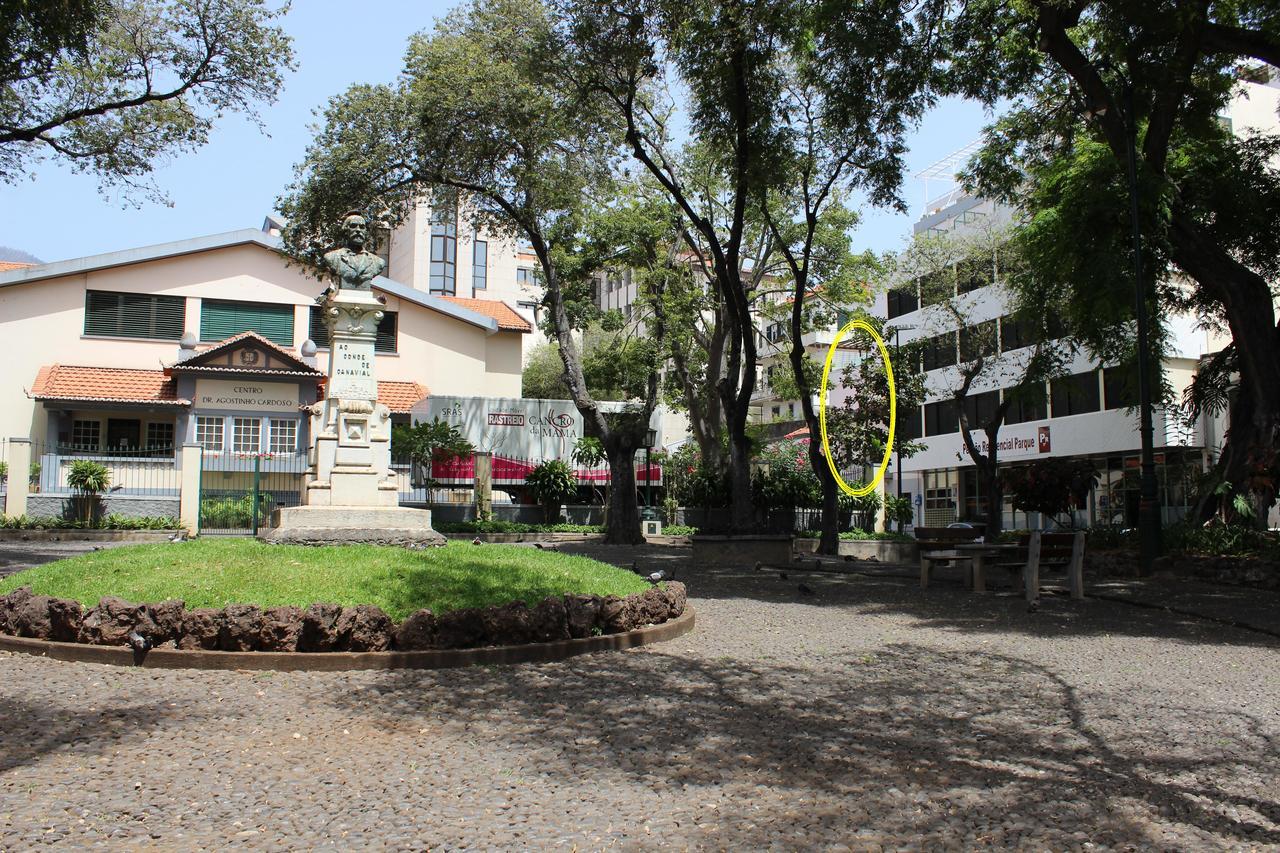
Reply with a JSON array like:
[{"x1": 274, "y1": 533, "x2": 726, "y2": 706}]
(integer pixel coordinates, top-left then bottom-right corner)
[
  {"x1": 471, "y1": 537, "x2": 483, "y2": 545},
  {"x1": 126, "y1": 631, "x2": 152, "y2": 653},
  {"x1": 797, "y1": 583, "x2": 815, "y2": 596},
  {"x1": 168, "y1": 531, "x2": 187, "y2": 543},
  {"x1": 646, "y1": 570, "x2": 667, "y2": 584}
]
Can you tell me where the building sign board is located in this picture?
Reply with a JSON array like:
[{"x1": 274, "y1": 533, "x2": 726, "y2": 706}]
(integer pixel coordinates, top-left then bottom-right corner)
[
  {"x1": 195, "y1": 379, "x2": 298, "y2": 412},
  {"x1": 417, "y1": 396, "x2": 660, "y2": 462}
]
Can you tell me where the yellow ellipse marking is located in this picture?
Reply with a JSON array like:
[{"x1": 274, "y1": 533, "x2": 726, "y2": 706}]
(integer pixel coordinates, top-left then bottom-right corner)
[{"x1": 818, "y1": 319, "x2": 896, "y2": 497}]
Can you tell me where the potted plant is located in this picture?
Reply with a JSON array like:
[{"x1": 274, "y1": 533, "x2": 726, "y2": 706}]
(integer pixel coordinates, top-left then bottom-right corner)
[
  {"x1": 67, "y1": 459, "x2": 110, "y2": 525},
  {"x1": 525, "y1": 459, "x2": 577, "y2": 524},
  {"x1": 28, "y1": 460, "x2": 41, "y2": 493}
]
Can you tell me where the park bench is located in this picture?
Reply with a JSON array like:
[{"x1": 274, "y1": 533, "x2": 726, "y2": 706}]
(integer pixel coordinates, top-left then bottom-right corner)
[
  {"x1": 984, "y1": 530, "x2": 1087, "y2": 602},
  {"x1": 916, "y1": 526, "x2": 984, "y2": 589}
]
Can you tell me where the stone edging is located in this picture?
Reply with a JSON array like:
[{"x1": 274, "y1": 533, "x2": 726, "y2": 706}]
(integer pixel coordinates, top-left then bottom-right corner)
[
  {"x1": 0, "y1": 530, "x2": 179, "y2": 543},
  {"x1": 0, "y1": 608, "x2": 696, "y2": 671}
]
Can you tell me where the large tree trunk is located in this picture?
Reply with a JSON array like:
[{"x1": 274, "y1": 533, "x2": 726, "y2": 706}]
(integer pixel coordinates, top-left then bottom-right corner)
[
  {"x1": 1168, "y1": 212, "x2": 1280, "y2": 524},
  {"x1": 603, "y1": 435, "x2": 644, "y2": 545},
  {"x1": 810, "y1": 440, "x2": 840, "y2": 555}
]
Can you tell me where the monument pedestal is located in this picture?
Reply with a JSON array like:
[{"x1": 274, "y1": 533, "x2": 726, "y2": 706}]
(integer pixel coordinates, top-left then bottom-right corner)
[
  {"x1": 264, "y1": 505, "x2": 444, "y2": 546},
  {"x1": 262, "y1": 286, "x2": 445, "y2": 547}
]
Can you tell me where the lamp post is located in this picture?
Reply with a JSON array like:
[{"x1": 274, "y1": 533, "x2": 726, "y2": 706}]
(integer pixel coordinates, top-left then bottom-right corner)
[
  {"x1": 643, "y1": 427, "x2": 657, "y2": 513},
  {"x1": 889, "y1": 324, "x2": 916, "y2": 533},
  {"x1": 1085, "y1": 80, "x2": 1162, "y2": 573},
  {"x1": 1121, "y1": 84, "x2": 1162, "y2": 573}
]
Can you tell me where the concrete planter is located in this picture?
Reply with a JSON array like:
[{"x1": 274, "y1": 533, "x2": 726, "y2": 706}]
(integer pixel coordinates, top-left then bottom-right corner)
[
  {"x1": 692, "y1": 534, "x2": 792, "y2": 567},
  {"x1": 0, "y1": 529, "x2": 177, "y2": 543},
  {"x1": 793, "y1": 537, "x2": 918, "y2": 563}
]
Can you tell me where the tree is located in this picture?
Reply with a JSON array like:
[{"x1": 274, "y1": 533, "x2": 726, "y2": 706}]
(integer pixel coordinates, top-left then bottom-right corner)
[
  {"x1": 1003, "y1": 457, "x2": 1099, "y2": 529},
  {"x1": 560, "y1": 0, "x2": 942, "y2": 532},
  {"x1": 1, "y1": 0, "x2": 294, "y2": 200},
  {"x1": 940, "y1": 0, "x2": 1280, "y2": 525},
  {"x1": 897, "y1": 221, "x2": 1064, "y2": 539},
  {"x1": 391, "y1": 418, "x2": 474, "y2": 492},
  {"x1": 522, "y1": 341, "x2": 573, "y2": 400},
  {"x1": 279, "y1": 0, "x2": 662, "y2": 545},
  {"x1": 525, "y1": 459, "x2": 578, "y2": 523}
]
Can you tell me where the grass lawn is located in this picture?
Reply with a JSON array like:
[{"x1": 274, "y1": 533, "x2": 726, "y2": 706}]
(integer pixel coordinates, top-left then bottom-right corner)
[{"x1": 0, "y1": 539, "x2": 648, "y2": 621}]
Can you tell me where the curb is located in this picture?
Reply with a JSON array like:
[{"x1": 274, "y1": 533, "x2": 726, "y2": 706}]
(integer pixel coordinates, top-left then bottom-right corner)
[
  {"x1": 0, "y1": 530, "x2": 178, "y2": 543},
  {"x1": 0, "y1": 608, "x2": 696, "y2": 672}
]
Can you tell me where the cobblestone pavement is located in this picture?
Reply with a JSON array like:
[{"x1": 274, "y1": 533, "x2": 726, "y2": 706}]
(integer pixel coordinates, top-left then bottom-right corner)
[
  {"x1": 2, "y1": 543, "x2": 1278, "y2": 850},
  {"x1": 0, "y1": 542, "x2": 119, "y2": 579}
]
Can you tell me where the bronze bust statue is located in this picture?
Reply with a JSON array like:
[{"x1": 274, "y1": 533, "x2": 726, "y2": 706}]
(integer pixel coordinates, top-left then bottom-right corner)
[{"x1": 322, "y1": 213, "x2": 385, "y2": 291}]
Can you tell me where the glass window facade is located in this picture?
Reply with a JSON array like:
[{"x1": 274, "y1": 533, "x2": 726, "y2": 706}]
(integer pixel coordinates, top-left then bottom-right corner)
[
  {"x1": 429, "y1": 206, "x2": 457, "y2": 295},
  {"x1": 1051, "y1": 370, "x2": 1101, "y2": 418}
]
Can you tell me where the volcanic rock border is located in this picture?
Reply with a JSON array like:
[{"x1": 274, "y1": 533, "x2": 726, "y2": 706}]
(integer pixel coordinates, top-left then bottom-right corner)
[{"x1": 0, "y1": 583, "x2": 691, "y2": 671}]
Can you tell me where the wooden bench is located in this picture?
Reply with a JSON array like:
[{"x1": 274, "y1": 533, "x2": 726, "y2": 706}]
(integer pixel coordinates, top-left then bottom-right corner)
[
  {"x1": 992, "y1": 530, "x2": 1087, "y2": 602},
  {"x1": 916, "y1": 526, "x2": 984, "y2": 589}
]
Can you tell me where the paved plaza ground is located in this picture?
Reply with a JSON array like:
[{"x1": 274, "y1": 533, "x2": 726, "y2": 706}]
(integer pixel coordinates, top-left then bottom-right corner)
[{"x1": 1, "y1": 542, "x2": 1278, "y2": 849}]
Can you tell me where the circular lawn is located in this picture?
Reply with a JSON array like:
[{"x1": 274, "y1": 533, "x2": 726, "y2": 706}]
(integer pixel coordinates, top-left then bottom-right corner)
[{"x1": 0, "y1": 538, "x2": 649, "y2": 620}]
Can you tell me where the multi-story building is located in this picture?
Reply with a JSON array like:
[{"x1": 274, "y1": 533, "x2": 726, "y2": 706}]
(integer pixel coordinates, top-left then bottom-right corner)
[{"x1": 872, "y1": 68, "x2": 1280, "y2": 529}]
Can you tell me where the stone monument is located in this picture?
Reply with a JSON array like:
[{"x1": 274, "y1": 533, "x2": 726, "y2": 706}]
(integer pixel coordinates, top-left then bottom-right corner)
[{"x1": 264, "y1": 213, "x2": 445, "y2": 546}]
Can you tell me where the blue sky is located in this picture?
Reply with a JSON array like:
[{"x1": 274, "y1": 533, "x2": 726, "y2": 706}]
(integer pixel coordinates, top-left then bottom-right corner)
[{"x1": 1, "y1": 1, "x2": 994, "y2": 264}]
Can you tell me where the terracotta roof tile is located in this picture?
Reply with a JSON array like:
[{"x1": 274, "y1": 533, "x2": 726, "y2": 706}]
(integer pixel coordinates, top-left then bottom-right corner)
[
  {"x1": 436, "y1": 296, "x2": 533, "y2": 332},
  {"x1": 30, "y1": 365, "x2": 187, "y2": 405},
  {"x1": 377, "y1": 381, "x2": 430, "y2": 413}
]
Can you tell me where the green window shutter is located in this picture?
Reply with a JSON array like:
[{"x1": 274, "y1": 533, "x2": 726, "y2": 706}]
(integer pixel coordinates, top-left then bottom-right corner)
[
  {"x1": 308, "y1": 305, "x2": 331, "y2": 348},
  {"x1": 376, "y1": 312, "x2": 397, "y2": 353},
  {"x1": 308, "y1": 306, "x2": 395, "y2": 353},
  {"x1": 84, "y1": 291, "x2": 185, "y2": 339},
  {"x1": 201, "y1": 299, "x2": 294, "y2": 346}
]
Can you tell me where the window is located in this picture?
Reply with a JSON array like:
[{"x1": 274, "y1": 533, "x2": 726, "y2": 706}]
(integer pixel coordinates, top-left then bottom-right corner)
[
  {"x1": 196, "y1": 416, "x2": 224, "y2": 451},
  {"x1": 771, "y1": 405, "x2": 780, "y2": 419},
  {"x1": 918, "y1": 269, "x2": 955, "y2": 307},
  {"x1": 71, "y1": 419, "x2": 101, "y2": 451},
  {"x1": 429, "y1": 206, "x2": 457, "y2": 295},
  {"x1": 106, "y1": 418, "x2": 140, "y2": 451},
  {"x1": 1000, "y1": 316, "x2": 1033, "y2": 352},
  {"x1": 232, "y1": 417, "x2": 261, "y2": 453},
  {"x1": 959, "y1": 320, "x2": 998, "y2": 362},
  {"x1": 956, "y1": 259, "x2": 990, "y2": 294},
  {"x1": 921, "y1": 332, "x2": 958, "y2": 371},
  {"x1": 84, "y1": 291, "x2": 185, "y2": 340},
  {"x1": 1005, "y1": 389, "x2": 1048, "y2": 424},
  {"x1": 1051, "y1": 370, "x2": 1101, "y2": 418},
  {"x1": 1103, "y1": 366, "x2": 1139, "y2": 410},
  {"x1": 201, "y1": 299, "x2": 294, "y2": 346},
  {"x1": 924, "y1": 399, "x2": 959, "y2": 436},
  {"x1": 472, "y1": 240, "x2": 488, "y2": 291},
  {"x1": 886, "y1": 286, "x2": 918, "y2": 319},
  {"x1": 516, "y1": 267, "x2": 533, "y2": 289},
  {"x1": 765, "y1": 321, "x2": 788, "y2": 344},
  {"x1": 146, "y1": 422, "x2": 175, "y2": 453},
  {"x1": 898, "y1": 406, "x2": 923, "y2": 441},
  {"x1": 269, "y1": 418, "x2": 297, "y2": 454},
  {"x1": 308, "y1": 307, "x2": 397, "y2": 354},
  {"x1": 961, "y1": 390, "x2": 1000, "y2": 429}
]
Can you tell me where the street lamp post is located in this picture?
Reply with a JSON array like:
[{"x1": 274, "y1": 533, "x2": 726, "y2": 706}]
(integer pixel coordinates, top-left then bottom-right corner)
[
  {"x1": 644, "y1": 427, "x2": 657, "y2": 512},
  {"x1": 1085, "y1": 79, "x2": 1162, "y2": 573},
  {"x1": 1122, "y1": 83, "x2": 1163, "y2": 573},
  {"x1": 889, "y1": 324, "x2": 916, "y2": 533}
]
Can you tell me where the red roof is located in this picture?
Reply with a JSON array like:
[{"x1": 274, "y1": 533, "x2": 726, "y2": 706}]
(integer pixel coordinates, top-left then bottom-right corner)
[
  {"x1": 30, "y1": 366, "x2": 187, "y2": 405},
  {"x1": 376, "y1": 381, "x2": 429, "y2": 413},
  {"x1": 437, "y1": 296, "x2": 533, "y2": 332}
]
